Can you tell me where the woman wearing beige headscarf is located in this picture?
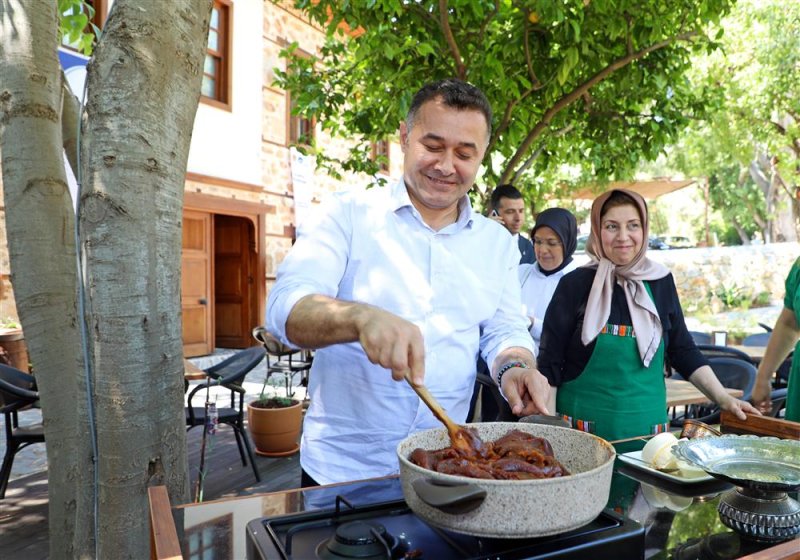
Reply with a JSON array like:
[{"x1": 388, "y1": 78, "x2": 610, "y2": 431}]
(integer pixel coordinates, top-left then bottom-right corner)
[{"x1": 537, "y1": 189, "x2": 758, "y2": 451}]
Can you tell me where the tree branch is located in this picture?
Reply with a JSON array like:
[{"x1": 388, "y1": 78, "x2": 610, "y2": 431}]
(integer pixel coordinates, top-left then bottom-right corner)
[
  {"x1": 512, "y1": 123, "x2": 575, "y2": 184},
  {"x1": 438, "y1": 0, "x2": 466, "y2": 79},
  {"x1": 61, "y1": 72, "x2": 81, "y2": 179},
  {"x1": 476, "y1": 1, "x2": 500, "y2": 45},
  {"x1": 625, "y1": 13, "x2": 633, "y2": 55},
  {"x1": 522, "y1": 12, "x2": 542, "y2": 88},
  {"x1": 408, "y1": 3, "x2": 440, "y2": 28},
  {"x1": 770, "y1": 119, "x2": 800, "y2": 158},
  {"x1": 499, "y1": 31, "x2": 699, "y2": 184},
  {"x1": 487, "y1": 88, "x2": 535, "y2": 154}
]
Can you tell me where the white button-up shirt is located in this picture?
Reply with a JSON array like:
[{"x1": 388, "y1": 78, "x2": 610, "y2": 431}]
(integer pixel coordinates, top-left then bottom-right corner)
[
  {"x1": 518, "y1": 260, "x2": 580, "y2": 352},
  {"x1": 267, "y1": 178, "x2": 533, "y2": 484}
]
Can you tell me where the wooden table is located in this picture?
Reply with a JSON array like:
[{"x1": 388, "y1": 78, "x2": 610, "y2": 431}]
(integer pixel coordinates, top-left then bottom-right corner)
[
  {"x1": 665, "y1": 377, "x2": 743, "y2": 407},
  {"x1": 727, "y1": 345, "x2": 767, "y2": 363},
  {"x1": 184, "y1": 359, "x2": 206, "y2": 381}
]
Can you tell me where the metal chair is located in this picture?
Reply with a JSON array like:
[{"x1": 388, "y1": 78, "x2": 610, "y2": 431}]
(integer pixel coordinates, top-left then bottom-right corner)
[
  {"x1": 252, "y1": 327, "x2": 312, "y2": 403},
  {"x1": 689, "y1": 331, "x2": 712, "y2": 345},
  {"x1": 742, "y1": 332, "x2": 770, "y2": 346},
  {"x1": 767, "y1": 388, "x2": 788, "y2": 418},
  {"x1": 468, "y1": 372, "x2": 515, "y2": 422},
  {"x1": 0, "y1": 363, "x2": 44, "y2": 499},
  {"x1": 742, "y1": 332, "x2": 792, "y2": 389},
  {"x1": 185, "y1": 346, "x2": 264, "y2": 483},
  {"x1": 696, "y1": 344, "x2": 754, "y2": 363},
  {"x1": 676, "y1": 356, "x2": 757, "y2": 426}
]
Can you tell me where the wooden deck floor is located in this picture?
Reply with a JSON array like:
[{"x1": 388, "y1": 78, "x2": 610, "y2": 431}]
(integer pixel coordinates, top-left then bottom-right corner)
[{"x1": 0, "y1": 423, "x2": 302, "y2": 559}]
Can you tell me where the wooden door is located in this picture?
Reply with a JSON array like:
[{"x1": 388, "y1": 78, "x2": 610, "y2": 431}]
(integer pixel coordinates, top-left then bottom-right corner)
[
  {"x1": 214, "y1": 215, "x2": 255, "y2": 348},
  {"x1": 181, "y1": 211, "x2": 213, "y2": 357}
]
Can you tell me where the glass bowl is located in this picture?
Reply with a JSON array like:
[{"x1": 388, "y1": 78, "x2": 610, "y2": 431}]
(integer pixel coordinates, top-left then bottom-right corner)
[{"x1": 672, "y1": 435, "x2": 800, "y2": 491}]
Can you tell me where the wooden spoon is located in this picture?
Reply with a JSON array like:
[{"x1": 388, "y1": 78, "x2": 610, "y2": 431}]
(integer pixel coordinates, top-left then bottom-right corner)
[{"x1": 405, "y1": 374, "x2": 483, "y2": 456}]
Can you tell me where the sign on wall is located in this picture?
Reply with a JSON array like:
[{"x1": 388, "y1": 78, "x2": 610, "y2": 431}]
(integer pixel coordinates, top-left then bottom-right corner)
[{"x1": 289, "y1": 147, "x2": 316, "y2": 233}]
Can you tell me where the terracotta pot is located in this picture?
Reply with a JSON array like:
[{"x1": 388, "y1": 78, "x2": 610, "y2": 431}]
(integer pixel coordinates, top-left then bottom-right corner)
[
  {"x1": 247, "y1": 400, "x2": 302, "y2": 457},
  {"x1": 0, "y1": 328, "x2": 29, "y2": 373},
  {"x1": 397, "y1": 422, "x2": 615, "y2": 538}
]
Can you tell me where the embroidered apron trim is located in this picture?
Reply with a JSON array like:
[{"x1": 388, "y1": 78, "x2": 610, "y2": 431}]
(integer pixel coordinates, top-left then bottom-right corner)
[
  {"x1": 559, "y1": 414, "x2": 669, "y2": 437},
  {"x1": 599, "y1": 323, "x2": 636, "y2": 338}
]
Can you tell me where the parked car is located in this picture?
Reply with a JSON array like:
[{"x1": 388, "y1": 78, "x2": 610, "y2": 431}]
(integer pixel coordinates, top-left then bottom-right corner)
[
  {"x1": 658, "y1": 235, "x2": 694, "y2": 249},
  {"x1": 648, "y1": 236, "x2": 670, "y2": 250},
  {"x1": 576, "y1": 234, "x2": 589, "y2": 253}
]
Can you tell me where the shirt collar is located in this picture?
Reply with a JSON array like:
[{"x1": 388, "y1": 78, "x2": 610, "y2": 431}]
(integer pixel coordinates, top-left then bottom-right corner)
[{"x1": 391, "y1": 177, "x2": 475, "y2": 231}]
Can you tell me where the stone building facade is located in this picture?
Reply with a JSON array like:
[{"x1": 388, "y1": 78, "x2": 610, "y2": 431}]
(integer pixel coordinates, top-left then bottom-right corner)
[{"x1": 0, "y1": 1, "x2": 402, "y2": 355}]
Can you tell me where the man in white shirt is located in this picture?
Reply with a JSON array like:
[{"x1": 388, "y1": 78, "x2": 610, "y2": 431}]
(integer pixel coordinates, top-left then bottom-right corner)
[{"x1": 267, "y1": 79, "x2": 550, "y2": 486}]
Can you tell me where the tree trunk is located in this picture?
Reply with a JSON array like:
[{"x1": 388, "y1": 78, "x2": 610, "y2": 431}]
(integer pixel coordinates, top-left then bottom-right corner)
[
  {"x1": 1, "y1": 1, "x2": 211, "y2": 557},
  {"x1": 0, "y1": 3, "x2": 93, "y2": 556},
  {"x1": 79, "y1": 1, "x2": 210, "y2": 557}
]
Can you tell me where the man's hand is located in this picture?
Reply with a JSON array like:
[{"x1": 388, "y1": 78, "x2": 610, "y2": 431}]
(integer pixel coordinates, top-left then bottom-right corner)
[
  {"x1": 488, "y1": 213, "x2": 504, "y2": 226},
  {"x1": 500, "y1": 366, "x2": 551, "y2": 416},
  {"x1": 354, "y1": 306, "x2": 426, "y2": 384}
]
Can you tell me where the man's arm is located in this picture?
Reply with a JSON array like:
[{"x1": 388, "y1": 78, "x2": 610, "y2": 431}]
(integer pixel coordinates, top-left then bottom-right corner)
[{"x1": 285, "y1": 294, "x2": 426, "y2": 384}]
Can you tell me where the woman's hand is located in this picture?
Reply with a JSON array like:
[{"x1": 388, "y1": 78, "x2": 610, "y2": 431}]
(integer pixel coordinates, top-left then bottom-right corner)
[
  {"x1": 719, "y1": 395, "x2": 761, "y2": 420},
  {"x1": 751, "y1": 376, "x2": 774, "y2": 414}
]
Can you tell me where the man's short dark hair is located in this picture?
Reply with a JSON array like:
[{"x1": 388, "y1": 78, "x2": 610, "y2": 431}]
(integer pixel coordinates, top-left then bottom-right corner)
[
  {"x1": 490, "y1": 184, "x2": 523, "y2": 211},
  {"x1": 406, "y1": 79, "x2": 492, "y2": 138}
]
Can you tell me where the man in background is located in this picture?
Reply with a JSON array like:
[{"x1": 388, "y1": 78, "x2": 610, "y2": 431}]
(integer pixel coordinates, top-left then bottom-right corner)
[{"x1": 490, "y1": 184, "x2": 535, "y2": 264}]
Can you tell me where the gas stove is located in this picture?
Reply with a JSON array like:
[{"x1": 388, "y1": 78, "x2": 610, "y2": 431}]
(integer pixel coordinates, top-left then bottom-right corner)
[{"x1": 245, "y1": 490, "x2": 644, "y2": 560}]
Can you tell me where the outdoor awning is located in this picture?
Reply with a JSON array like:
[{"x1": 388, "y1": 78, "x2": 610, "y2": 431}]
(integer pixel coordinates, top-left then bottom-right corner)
[{"x1": 570, "y1": 179, "x2": 697, "y2": 200}]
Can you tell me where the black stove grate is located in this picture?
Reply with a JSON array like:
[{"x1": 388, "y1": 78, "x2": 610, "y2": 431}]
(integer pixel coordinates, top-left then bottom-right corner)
[{"x1": 246, "y1": 496, "x2": 645, "y2": 560}]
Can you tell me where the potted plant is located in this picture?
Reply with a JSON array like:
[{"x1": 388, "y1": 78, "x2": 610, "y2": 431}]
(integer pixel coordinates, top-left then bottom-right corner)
[
  {"x1": 246, "y1": 369, "x2": 303, "y2": 457},
  {"x1": 0, "y1": 318, "x2": 29, "y2": 372}
]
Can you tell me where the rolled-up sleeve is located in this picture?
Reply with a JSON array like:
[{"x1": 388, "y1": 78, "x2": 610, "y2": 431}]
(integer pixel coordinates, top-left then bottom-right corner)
[
  {"x1": 480, "y1": 238, "x2": 536, "y2": 369},
  {"x1": 267, "y1": 193, "x2": 351, "y2": 347}
]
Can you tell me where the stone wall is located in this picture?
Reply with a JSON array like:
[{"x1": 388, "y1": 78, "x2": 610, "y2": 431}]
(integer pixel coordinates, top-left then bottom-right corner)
[{"x1": 646, "y1": 242, "x2": 799, "y2": 314}]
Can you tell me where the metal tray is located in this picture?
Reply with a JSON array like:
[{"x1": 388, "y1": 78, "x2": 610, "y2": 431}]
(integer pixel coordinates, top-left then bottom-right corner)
[{"x1": 672, "y1": 434, "x2": 800, "y2": 491}]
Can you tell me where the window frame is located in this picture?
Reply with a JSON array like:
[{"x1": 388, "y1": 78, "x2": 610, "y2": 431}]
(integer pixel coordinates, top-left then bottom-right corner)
[
  {"x1": 285, "y1": 49, "x2": 316, "y2": 148},
  {"x1": 200, "y1": 0, "x2": 233, "y2": 111},
  {"x1": 370, "y1": 139, "x2": 391, "y2": 174}
]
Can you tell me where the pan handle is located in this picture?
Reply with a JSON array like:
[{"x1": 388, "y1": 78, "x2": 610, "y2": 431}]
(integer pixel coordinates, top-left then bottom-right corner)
[{"x1": 411, "y1": 478, "x2": 486, "y2": 514}]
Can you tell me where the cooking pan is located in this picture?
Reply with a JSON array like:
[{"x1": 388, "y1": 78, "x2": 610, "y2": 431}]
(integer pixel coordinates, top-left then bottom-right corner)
[{"x1": 396, "y1": 422, "x2": 615, "y2": 538}]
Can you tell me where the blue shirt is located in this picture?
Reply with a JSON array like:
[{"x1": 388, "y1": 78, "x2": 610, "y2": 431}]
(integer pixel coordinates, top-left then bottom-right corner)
[{"x1": 267, "y1": 178, "x2": 533, "y2": 484}]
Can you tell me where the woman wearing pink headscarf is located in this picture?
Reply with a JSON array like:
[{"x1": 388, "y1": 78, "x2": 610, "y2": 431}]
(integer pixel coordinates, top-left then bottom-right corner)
[{"x1": 537, "y1": 189, "x2": 758, "y2": 450}]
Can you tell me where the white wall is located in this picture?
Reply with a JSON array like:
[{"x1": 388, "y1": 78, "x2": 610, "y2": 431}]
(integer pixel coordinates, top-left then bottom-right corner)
[{"x1": 187, "y1": 0, "x2": 264, "y2": 185}]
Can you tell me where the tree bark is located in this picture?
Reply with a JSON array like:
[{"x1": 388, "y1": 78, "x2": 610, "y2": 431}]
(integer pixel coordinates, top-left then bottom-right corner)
[
  {"x1": 0, "y1": 3, "x2": 92, "y2": 556},
  {"x1": 1, "y1": 1, "x2": 211, "y2": 557},
  {"x1": 79, "y1": 1, "x2": 210, "y2": 556}
]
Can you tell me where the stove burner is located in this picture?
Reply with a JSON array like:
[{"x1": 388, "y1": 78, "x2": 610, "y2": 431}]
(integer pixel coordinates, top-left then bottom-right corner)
[
  {"x1": 316, "y1": 520, "x2": 406, "y2": 559},
  {"x1": 718, "y1": 487, "x2": 800, "y2": 543}
]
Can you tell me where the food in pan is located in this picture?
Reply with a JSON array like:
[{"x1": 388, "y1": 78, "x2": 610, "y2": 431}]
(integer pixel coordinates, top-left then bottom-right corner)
[{"x1": 409, "y1": 428, "x2": 569, "y2": 480}]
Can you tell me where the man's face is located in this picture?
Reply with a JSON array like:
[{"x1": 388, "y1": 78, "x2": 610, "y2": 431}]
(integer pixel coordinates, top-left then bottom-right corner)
[
  {"x1": 400, "y1": 97, "x2": 488, "y2": 220},
  {"x1": 495, "y1": 197, "x2": 525, "y2": 234}
]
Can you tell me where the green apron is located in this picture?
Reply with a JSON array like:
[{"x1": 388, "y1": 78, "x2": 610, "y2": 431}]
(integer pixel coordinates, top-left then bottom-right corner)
[
  {"x1": 557, "y1": 284, "x2": 669, "y2": 453},
  {"x1": 786, "y1": 259, "x2": 800, "y2": 422}
]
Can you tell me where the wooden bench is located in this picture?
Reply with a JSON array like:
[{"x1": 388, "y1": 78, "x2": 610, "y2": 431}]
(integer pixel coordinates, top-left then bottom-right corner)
[{"x1": 148, "y1": 486, "x2": 182, "y2": 560}]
